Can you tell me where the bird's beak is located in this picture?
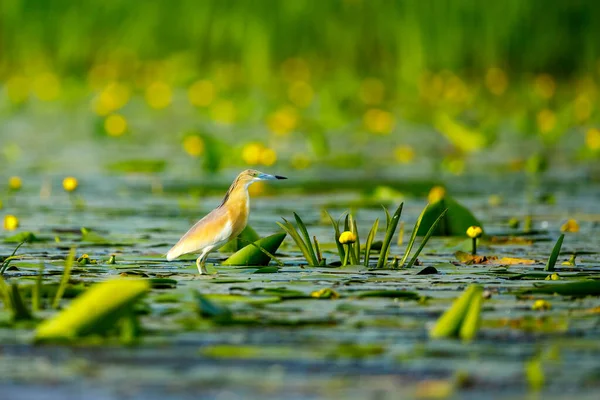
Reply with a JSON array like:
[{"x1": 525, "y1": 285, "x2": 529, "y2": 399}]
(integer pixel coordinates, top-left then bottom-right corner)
[{"x1": 258, "y1": 173, "x2": 287, "y2": 180}]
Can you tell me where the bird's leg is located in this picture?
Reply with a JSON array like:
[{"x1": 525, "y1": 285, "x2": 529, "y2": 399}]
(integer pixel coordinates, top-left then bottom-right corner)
[{"x1": 195, "y1": 253, "x2": 209, "y2": 275}]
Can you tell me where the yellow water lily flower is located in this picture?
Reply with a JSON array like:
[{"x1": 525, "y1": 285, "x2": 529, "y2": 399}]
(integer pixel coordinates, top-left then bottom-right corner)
[
  {"x1": 62, "y1": 177, "x2": 79, "y2": 192},
  {"x1": 339, "y1": 231, "x2": 357, "y2": 244}
]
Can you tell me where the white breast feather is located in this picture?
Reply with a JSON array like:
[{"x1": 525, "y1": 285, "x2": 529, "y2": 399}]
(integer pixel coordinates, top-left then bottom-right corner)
[{"x1": 166, "y1": 218, "x2": 233, "y2": 261}]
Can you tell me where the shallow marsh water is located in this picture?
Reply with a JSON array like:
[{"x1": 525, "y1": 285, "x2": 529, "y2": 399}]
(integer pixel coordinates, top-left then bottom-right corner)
[{"x1": 1, "y1": 170, "x2": 600, "y2": 400}]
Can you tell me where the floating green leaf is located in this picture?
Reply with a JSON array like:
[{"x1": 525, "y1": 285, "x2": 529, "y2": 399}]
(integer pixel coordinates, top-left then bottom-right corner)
[
  {"x1": 520, "y1": 280, "x2": 600, "y2": 296},
  {"x1": 355, "y1": 290, "x2": 420, "y2": 299},
  {"x1": 222, "y1": 232, "x2": 286, "y2": 266}
]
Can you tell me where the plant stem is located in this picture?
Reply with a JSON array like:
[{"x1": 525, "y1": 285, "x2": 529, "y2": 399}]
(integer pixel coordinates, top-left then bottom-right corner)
[
  {"x1": 343, "y1": 244, "x2": 350, "y2": 266},
  {"x1": 472, "y1": 238, "x2": 477, "y2": 255}
]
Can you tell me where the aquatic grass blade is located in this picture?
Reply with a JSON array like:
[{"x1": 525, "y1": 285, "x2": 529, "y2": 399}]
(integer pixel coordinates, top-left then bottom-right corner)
[
  {"x1": 364, "y1": 218, "x2": 379, "y2": 267},
  {"x1": 36, "y1": 278, "x2": 150, "y2": 341},
  {"x1": 0, "y1": 238, "x2": 29, "y2": 275},
  {"x1": 545, "y1": 234, "x2": 564, "y2": 272},
  {"x1": 9, "y1": 284, "x2": 32, "y2": 321},
  {"x1": 324, "y1": 210, "x2": 345, "y2": 261},
  {"x1": 276, "y1": 219, "x2": 318, "y2": 266},
  {"x1": 430, "y1": 284, "x2": 483, "y2": 339},
  {"x1": 406, "y1": 208, "x2": 448, "y2": 268},
  {"x1": 376, "y1": 203, "x2": 404, "y2": 268},
  {"x1": 32, "y1": 264, "x2": 44, "y2": 312},
  {"x1": 458, "y1": 291, "x2": 483, "y2": 342},
  {"x1": 276, "y1": 221, "x2": 312, "y2": 264},
  {"x1": 400, "y1": 203, "x2": 429, "y2": 267},
  {"x1": 382, "y1": 205, "x2": 392, "y2": 228},
  {"x1": 352, "y1": 219, "x2": 361, "y2": 265},
  {"x1": 52, "y1": 248, "x2": 76, "y2": 309},
  {"x1": 313, "y1": 236, "x2": 323, "y2": 264},
  {"x1": 293, "y1": 212, "x2": 319, "y2": 265}
]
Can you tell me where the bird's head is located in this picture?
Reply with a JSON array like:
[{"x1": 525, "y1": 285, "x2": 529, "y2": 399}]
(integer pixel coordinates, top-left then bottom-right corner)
[{"x1": 237, "y1": 169, "x2": 287, "y2": 187}]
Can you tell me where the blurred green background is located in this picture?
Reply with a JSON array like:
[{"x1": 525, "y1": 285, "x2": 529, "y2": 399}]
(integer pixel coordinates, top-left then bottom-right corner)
[{"x1": 1, "y1": 0, "x2": 599, "y2": 179}]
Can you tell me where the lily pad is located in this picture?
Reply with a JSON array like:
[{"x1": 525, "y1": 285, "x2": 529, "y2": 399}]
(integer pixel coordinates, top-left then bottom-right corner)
[{"x1": 222, "y1": 232, "x2": 286, "y2": 266}]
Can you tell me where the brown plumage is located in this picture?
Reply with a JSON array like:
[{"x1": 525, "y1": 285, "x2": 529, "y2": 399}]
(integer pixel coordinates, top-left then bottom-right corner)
[{"x1": 166, "y1": 169, "x2": 287, "y2": 274}]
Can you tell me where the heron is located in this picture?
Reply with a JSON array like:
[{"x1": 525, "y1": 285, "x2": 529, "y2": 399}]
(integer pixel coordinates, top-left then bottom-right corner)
[{"x1": 166, "y1": 169, "x2": 287, "y2": 274}]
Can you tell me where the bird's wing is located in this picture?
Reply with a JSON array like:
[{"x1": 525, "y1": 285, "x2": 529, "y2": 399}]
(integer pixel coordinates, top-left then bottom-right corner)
[{"x1": 166, "y1": 207, "x2": 233, "y2": 260}]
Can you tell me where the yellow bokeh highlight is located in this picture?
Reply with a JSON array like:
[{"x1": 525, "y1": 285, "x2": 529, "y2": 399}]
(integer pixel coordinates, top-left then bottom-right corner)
[
  {"x1": 145, "y1": 81, "x2": 172, "y2": 109},
  {"x1": 281, "y1": 57, "x2": 310, "y2": 82},
  {"x1": 62, "y1": 177, "x2": 78, "y2": 192},
  {"x1": 267, "y1": 106, "x2": 298, "y2": 135},
  {"x1": 248, "y1": 181, "x2": 266, "y2": 197},
  {"x1": 93, "y1": 82, "x2": 130, "y2": 116},
  {"x1": 8, "y1": 176, "x2": 22, "y2": 191},
  {"x1": 260, "y1": 148, "x2": 277, "y2": 166},
  {"x1": 428, "y1": 186, "x2": 446, "y2": 203},
  {"x1": 485, "y1": 67, "x2": 508, "y2": 96},
  {"x1": 394, "y1": 145, "x2": 415, "y2": 164},
  {"x1": 363, "y1": 108, "x2": 395, "y2": 134},
  {"x1": 574, "y1": 95, "x2": 593, "y2": 123},
  {"x1": 242, "y1": 143, "x2": 277, "y2": 166},
  {"x1": 536, "y1": 109, "x2": 556, "y2": 134},
  {"x1": 242, "y1": 143, "x2": 264, "y2": 165},
  {"x1": 534, "y1": 74, "x2": 556, "y2": 99},
  {"x1": 210, "y1": 100, "x2": 237, "y2": 124},
  {"x1": 3, "y1": 214, "x2": 19, "y2": 231},
  {"x1": 359, "y1": 78, "x2": 385, "y2": 105},
  {"x1": 32, "y1": 72, "x2": 61, "y2": 101},
  {"x1": 188, "y1": 80, "x2": 215, "y2": 107},
  {"x1": 586, "y1": 128, "x2": 600, "y2": 151},
  {"x1": 183, "y1": 135, "x2": 205, "y2": 157},
  {"x1": 104, "y1": 114, "x2": 128, "y2": 137},
  {"x1": 5, "y1": 75, "x2": 30, "y2": 104},
  {"x1": 288, "y1": 81, "x2": 314, "y2": 108}
]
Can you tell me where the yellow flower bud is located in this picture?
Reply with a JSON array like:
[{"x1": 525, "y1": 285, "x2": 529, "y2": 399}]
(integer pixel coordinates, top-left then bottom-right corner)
[
  {"x1": 339, "y1": 231, "x2": 357, "y2": 244},
  {"x1": 8, "y1": 176, "x2": 22, "y2": 191},
  {"x1": 466, "y1": 226, "x2": 483, "y2": 239},
  {"x1": 3, "y1": 214, "x2": 19, "y2": 231},
  {"x1": 62, "y1": 176, "x2": 79, "y2": 192},
  {"x1": 532, "y1": 299, "x2": 551, "y2": 311},
  {"x1": 310, "y1": 288, "x2": 339, "y2": 299},
  {"x1": 560, "y1": 219, "x2": 579, "y2": 233},
  {"x1": 428, "y1": 186, "x2": 446, "y2": 203}
]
